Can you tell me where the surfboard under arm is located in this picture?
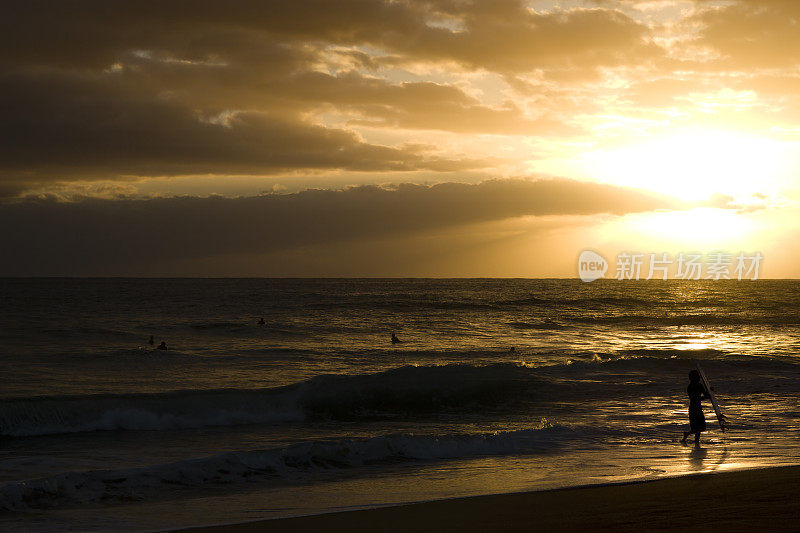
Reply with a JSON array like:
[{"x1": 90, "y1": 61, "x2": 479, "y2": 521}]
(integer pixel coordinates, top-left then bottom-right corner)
[{"x1": 695, "y1": 361, "x2": 727, "y2": 432}]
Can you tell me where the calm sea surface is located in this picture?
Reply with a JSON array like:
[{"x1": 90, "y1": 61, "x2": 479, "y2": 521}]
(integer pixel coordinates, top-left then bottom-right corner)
[{"x1": 1, "y1": 279, "x2": 799, "y2": 531}]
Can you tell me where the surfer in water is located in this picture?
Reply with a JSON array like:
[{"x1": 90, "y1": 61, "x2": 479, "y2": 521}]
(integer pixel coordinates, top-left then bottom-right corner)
[
  {"x1": 681, "y1": 369, "x2": 709, "y2": 445},
  {"x1": 391, "y1": 332, "x2": 401, "y2": 344},
  {"x1": 148, "y1": 335, "x2": 154, "y2": 346},
  {"x1": 157, "y1": 341, "x2": 168, "y2": 350},
  {"x1": 257, "y1": 317, "x2": 265, "y2": 325}
]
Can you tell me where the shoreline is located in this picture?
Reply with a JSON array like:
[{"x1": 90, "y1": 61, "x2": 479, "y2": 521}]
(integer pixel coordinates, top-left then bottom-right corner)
[{"x1": 178, "y1": 465, "x2": 800, "y2": 532}]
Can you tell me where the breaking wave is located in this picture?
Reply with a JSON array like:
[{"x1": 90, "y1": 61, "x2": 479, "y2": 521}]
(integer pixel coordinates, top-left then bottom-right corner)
[
  {"x1": 2, "y1": 354, "x2": 798, "y2": 437},
  {"x1": 0, "y1": 424, "x2": 562, "y2": 511}
]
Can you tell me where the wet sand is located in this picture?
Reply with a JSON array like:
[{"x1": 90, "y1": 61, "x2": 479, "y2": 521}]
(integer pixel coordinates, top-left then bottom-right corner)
[{"x1": 180, "y1": 465, "x2": 799, "y2": 532}]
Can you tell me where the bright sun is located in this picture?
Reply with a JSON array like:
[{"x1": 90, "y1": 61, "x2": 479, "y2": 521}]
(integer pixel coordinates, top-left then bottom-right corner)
[
  {"x1": 574, "y1": 129, "x2": 796, "y2": 201},
  {"x1": 602, "y1": 207, "x2": 760, "y2": 249}
]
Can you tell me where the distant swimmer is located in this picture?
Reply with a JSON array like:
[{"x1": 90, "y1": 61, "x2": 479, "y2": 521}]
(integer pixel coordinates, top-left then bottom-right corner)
[
  {"x1": 148, "y1": 335, "x2": 154, "y2": 346},
  {"x1": 257, "y1": 317, "x2": 265, "y2": 325},
  {"x1": 391, "y1": 333, "x2": 401, "y2": 344},
  {"x1": 157, "y1": 341, "x2": 168, "y2": 350}
]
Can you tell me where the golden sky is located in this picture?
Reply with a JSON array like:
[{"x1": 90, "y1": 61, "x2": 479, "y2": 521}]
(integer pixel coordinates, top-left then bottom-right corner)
[{"x1": 1, "y1": 0, "x2": 799, "y2": 276}]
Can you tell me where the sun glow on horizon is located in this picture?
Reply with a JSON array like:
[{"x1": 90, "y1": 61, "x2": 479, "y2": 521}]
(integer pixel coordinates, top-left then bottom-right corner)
[
  {"x1": 602, "y1": 207, "x2": 760, "y2": 250},
  {"x1": 573, "y1": 129, "x2": 797, "y2": 202}
]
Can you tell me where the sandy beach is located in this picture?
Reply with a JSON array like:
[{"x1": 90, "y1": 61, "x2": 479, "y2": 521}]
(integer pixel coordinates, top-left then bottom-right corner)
[{"x1": 182, "y1": 465, "x2": 799, "y2": 532}]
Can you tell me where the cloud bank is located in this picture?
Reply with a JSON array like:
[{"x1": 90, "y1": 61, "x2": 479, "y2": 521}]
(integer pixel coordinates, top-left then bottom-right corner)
[{"x1": 0, "y1": 178, "x2": 676, "y2": 275}]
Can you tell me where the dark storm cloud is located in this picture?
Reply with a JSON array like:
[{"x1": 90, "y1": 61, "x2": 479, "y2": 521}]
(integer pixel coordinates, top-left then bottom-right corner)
[
  {"x1": 0, "y1": 1, "x2": 660, "y2": 73},
  {"x1": 0, "y1": 178, "x2": 677, "y2": 276},
  {"x1": 0, "y1": 1, "x2": 662, "y2": 194},
  {"x1": 0, "y1": 70, "x2": 485, "y2": 196},
  {"x1": 114, "y1": 64, "x2": 576, "y2": 135},
  {"x1": 403, "y1": 1, "x2": 661, "y2": 75}
]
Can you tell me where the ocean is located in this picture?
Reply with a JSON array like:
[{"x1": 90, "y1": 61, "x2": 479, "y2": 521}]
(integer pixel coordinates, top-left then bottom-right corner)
[{"x1": 1, "y1": 278, "x2": 799, "y2": 531}]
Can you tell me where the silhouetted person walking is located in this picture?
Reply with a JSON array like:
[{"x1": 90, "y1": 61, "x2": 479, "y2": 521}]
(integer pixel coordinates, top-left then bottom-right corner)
[{"x1": 681, "y1": 369, "x2": 709, "y2": 445}]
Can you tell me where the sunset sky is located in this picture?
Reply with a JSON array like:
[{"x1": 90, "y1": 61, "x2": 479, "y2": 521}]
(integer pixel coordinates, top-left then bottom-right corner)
[{"x1": 2, "y1": 0, "x2": 799, "y2": 276}]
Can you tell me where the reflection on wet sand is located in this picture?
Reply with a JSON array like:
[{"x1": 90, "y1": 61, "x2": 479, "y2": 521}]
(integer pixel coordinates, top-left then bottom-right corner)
[
  {"x1": 687, "y1": 445, "x2": 729, "y2": 472},
  {"x1": 688, "y1": 445, "x2": 707, "y2": 471}
]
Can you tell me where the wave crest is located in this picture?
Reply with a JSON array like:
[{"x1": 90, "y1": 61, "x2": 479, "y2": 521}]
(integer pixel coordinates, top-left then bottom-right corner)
[
  {"x1": 0, "y1": 424, "x2": 559, "y2": 511},
  {"x1": 3, "y1": 355, "x2": 797, "y2": 437}
]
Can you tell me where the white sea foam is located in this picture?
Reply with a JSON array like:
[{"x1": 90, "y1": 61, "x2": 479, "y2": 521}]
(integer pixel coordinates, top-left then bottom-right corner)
[
  {"x1": 3, "y1": 355, "x2": 798, "y2": 437},
  {"x1": 0, "y1": 424, "x2": 562, "y2": 511}
]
